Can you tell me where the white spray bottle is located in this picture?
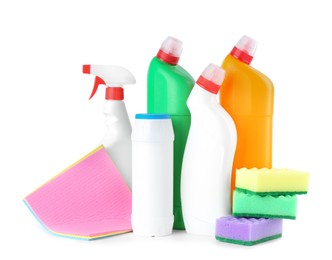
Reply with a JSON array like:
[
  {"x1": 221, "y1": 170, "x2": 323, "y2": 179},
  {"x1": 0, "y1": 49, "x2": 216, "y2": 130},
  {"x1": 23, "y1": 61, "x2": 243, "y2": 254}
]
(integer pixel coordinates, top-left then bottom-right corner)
[{"x1": 83, "y1": 64, "x2": 136, "y2": 189}]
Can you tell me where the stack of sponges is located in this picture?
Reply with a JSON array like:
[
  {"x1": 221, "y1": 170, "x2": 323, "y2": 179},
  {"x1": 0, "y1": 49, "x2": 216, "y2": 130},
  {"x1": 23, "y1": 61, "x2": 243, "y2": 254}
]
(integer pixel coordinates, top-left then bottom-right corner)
[
  {"x1": 216, "y1": 168, "x2": 309, "y2": 246},
  {"x1": 233, "y1": 168, "x2": 309, "y2": 219}
]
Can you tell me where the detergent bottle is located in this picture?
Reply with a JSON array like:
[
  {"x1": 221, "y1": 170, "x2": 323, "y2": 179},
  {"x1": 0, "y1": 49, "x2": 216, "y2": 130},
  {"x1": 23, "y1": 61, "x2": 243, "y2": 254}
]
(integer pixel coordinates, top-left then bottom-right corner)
[
  {"x1": 83, "y1": 64, "x2": 135, "y2": 189},
  {"x1": 219, "y1": 36, "x2": 274, "y2": 202},
  {"x1": 181, "y1": 64, "x2": 237, "y2": 236},
  {"x1": 132, "y1": 114, "x2": 174, "y2": 237},
  {"x1": 147, "y1": 36, "x2": 195, "y2": 230}
]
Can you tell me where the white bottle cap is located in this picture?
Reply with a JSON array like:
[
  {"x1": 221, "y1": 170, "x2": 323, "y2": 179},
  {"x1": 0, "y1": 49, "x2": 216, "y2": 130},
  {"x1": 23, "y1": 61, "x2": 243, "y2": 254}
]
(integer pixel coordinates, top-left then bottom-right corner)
[
  {"x1": 196, "y1": 64, "x2": 226, "y2": 94},
  {"x1": 157, "y1": 36, "x2": 183, "y2": 65},
  {"x1": 235, "y1": 35, "x2": 257, "y2": 57},
  {"x1": 201, "y1": 64, "x2": 226, "y2": 86},
  {"x1": 160, "y1": 36, "x2": 183, "y2": 57},
  {"x1": 230, "y1": 35, "x2": 258, "y2": 64}
]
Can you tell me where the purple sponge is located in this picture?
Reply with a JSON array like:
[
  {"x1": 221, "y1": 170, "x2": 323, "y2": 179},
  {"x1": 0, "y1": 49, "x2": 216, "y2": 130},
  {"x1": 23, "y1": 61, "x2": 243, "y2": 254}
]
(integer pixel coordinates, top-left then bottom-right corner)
[{"x1": 215, "y1": 216, "x2": 282, "y2": 246}]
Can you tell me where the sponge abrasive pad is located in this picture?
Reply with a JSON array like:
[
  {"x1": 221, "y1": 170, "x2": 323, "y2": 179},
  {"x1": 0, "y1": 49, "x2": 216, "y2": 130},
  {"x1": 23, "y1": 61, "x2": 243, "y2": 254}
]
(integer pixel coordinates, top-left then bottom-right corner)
[
  {"x1": 215, "y1": 216, "x2": 282, "y2": 246},
  {"x1": 233, "y1": 189, "x2": 297, "y2": 219}
]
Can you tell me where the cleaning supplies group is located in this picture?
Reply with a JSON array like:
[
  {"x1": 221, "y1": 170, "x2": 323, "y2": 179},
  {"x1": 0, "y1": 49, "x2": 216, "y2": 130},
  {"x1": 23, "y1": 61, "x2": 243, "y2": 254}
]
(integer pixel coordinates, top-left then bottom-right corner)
[{"x1": 24, "y1": 35, "x2": 310, "y2": 245}]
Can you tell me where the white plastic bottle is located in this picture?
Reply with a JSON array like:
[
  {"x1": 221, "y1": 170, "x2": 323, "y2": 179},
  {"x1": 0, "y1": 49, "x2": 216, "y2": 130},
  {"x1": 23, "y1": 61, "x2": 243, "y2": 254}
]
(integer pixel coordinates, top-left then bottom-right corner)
[
  {"x1": 83, "y1": 64, "x2": 135, "y2": 189},
  {"x1": 181, "y1": 64, "x2": 237, "y2": 236},
  {"x1": 131, "y1": 114, "x2": 174, "y2": 237}
]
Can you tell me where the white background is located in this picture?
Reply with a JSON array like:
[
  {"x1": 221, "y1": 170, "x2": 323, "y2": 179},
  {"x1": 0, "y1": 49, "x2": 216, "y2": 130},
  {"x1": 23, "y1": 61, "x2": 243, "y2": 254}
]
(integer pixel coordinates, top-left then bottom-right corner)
[{"x1": 1, "y1": 0, "x2": 330, "y2": 259}]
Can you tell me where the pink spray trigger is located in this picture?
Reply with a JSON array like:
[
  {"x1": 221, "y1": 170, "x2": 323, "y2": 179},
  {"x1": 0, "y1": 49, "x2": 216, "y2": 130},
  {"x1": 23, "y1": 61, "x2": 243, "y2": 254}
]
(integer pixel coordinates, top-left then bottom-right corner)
[
  {"x1": 82, "y1": 64, "x2": 107, "y2": 100},
  {"x1": 89, "y1": 76, "x2": 106, "y2": 100}
]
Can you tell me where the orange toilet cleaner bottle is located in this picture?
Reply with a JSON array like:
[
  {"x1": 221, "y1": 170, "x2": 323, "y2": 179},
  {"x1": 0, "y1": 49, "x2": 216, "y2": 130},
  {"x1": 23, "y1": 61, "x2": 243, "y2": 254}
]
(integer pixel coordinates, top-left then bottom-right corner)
[{"x1": 219, "y1": 35, "x2": 274, "y2": 203}]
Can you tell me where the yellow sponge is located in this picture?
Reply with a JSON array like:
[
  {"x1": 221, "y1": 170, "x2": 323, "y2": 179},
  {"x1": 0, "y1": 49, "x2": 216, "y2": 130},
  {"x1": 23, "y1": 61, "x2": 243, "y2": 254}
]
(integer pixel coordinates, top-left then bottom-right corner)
[{"x1": 236, "y1": 168, "x2": 309, "y2": 195}]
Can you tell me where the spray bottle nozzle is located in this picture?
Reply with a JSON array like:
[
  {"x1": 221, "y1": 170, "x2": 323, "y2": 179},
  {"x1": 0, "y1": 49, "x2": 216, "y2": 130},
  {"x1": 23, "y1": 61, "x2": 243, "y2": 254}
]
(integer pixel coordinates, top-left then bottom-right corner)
[
  {"x1": 83, "y1": 64, "x2": 91, "y2": 74},
  {"x1": 83, "y1": 64, "x2": 136, "y2": 101}
]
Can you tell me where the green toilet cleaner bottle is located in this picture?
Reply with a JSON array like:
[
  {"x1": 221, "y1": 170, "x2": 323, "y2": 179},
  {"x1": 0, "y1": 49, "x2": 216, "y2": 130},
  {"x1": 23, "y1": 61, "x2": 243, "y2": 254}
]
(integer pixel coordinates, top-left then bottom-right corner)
[{"x1": 147, "y1": 36, "x2": 195, "y2": 230}]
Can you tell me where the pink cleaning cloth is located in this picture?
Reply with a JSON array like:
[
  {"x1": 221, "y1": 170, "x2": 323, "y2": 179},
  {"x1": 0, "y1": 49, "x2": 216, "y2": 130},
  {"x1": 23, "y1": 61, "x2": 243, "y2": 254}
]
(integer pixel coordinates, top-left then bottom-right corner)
[{"x1": 24, "y1": 146, "x2": 132, "y2": 240}]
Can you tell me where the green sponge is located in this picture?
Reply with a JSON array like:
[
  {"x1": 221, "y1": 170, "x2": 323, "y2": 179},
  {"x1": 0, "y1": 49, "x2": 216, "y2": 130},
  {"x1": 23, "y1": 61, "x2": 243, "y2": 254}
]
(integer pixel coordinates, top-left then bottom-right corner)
[
  {"x1": 236, "y1": 168, "x2": 309, "y2": 195},
  {"x1": 233, "y1": 189, "x2": 297, "y2": 219}
]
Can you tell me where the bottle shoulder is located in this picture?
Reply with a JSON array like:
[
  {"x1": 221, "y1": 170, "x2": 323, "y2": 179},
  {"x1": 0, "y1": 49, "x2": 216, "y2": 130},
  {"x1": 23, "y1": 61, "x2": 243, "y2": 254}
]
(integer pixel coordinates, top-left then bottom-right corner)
[
  {"x1": 147, "y1": 57, "x2": 195, "y2": 115},
  {"x1": 220, "y1": 55, "x2": 274, "y2": 116},
  {"x1": 103, "y1": 100, "x2": 128, "y2": 115},
  {"x1": 189, "y1": 92, "x2": 235, "y2": 136},
  {"x1": 149, "y1": 57, "x2": 195, "y2": 83},
  {"x1": 222, "y1": 55, "x2": 274, "y2": 89}
]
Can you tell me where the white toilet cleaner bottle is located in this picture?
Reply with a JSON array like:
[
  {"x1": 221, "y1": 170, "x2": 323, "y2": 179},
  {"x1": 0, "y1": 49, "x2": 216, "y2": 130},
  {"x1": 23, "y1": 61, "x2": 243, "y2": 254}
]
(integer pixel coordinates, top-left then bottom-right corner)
[
  {"x1": 83, "y1": 64, "x2": 136, "y2": 189},
  {"x1": 181, "y1": 64, "x2": 237, "y2": 236}
]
